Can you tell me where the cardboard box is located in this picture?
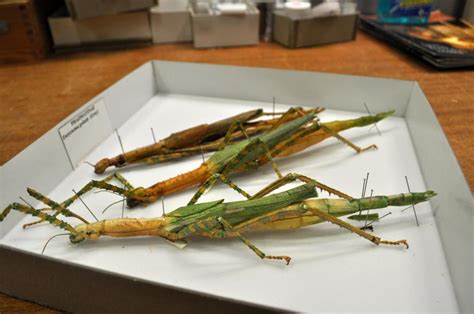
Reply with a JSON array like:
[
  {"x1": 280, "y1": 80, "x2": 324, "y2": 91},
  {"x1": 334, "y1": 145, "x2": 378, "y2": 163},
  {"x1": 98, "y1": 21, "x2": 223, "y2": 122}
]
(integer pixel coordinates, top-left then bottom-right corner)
[
  {"x1": 0, "y1": 0, "x2": 62, "y2": 63},
  {"x1": 273, "y1": 11, "x2": 358, "y2": 48},
  {"x1": 48, "y1": 6, "x2": 151, "y2": 48},
  {"x1": 0, "y1": 61, "x2": 472, "y2": 312},
  {"x1": 150, "y1": 1, "x2": 192, "y2": 44},
  {"x1": 190, "y1": 0, "x2": 259, "y2": 48},
  {"x1": 65, "y1": 0, "x2": 156, "y2": 20}
]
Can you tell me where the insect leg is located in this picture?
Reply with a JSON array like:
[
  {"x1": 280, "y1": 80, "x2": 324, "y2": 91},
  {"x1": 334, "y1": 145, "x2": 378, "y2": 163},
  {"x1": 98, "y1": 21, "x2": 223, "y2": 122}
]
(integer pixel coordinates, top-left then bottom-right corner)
[
  {"x1": 265, "y1": 107, "x2": 321, "y2": 130},
  {"x1": 1, "y1": 202, "x2": 82, "y2": 236},
  {"x1": 60, "y1": 173, "x2": 130, "y2": 208},
  {"x1": 265, "y1": 107, "x2": 301, "y2": 130},
  {"x1": 320, "y1": 125, "x2": 377, "y2": 153},
  {"x1": 22, "y1": 207, "x2": 61, "y2": 229},
  {"x1": 217, "y1": 217, "x2": 292, "y2": 265},
  {"x1": 254, "y1": 138, "x2": 283, "y2": 178},
  {"x1": 187, "y1": 172, "x2": 253, "y2": 205},
  {"x1": 305, "y1": 204, "x2": 409, "y2": 248},
  {"x1": 224, "y1": 138, "x2": 284, "y2": 178},
  {"x1": 252, "y1": 173, "x2": 353, "y2": 200},
  {"x1": 111, "y1": 172, "x2": 135, "y2": 191},
  {"x1": 188, "y1": 137, "x2": 288, "y2": 205},
  {"x1": 267, "y1": 120, "x2": 320, "y2": 158},
  {"x1": 27, "y1": 188, "x2": 90, "y2": 224},
  {"x1": 24, "y1": 174, "x2": 130, "y2": 228},
  {"x1": 218, "y1": 120, "x2": 250, "y2": 151}
]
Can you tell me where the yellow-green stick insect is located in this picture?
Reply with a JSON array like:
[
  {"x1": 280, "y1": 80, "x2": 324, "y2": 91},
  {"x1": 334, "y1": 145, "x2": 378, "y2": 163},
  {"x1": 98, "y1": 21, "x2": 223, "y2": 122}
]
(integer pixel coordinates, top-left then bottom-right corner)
[
  {"x1": 93, "y1": 107, "x2": 324, "y2": 174},
  {"x1": 21, "y1": 111, "x2": 321, "y2": 229},
  {"x1": 52, "y1": 109, "x2": 393, "y2": 212},
  {"x1": 1, "y1": 175, "x2": 436, "y2": 264}
]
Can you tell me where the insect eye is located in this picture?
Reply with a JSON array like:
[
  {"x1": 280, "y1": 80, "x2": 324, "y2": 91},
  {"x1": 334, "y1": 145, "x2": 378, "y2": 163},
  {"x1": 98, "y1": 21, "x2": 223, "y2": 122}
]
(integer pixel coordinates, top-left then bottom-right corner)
[
  {"x1": 132, "y1": 187, "x2": 147, "y2": 198},
  {"x1": 69, "y1": 234, "x2": 85, "y2": 243}
]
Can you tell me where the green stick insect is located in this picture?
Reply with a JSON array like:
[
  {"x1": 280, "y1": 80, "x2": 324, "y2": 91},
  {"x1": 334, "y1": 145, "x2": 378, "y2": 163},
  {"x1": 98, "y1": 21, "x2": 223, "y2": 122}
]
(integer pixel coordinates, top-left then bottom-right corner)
[
  {"x1": 93, "y1": 107, "x2": 324, "y2": 173},
  {"x1": 37, "y1": 109, "x2": 391, "y2": 217},
  {"x1": 1, "y1": 173, "x2": 436, "y2": 264}
]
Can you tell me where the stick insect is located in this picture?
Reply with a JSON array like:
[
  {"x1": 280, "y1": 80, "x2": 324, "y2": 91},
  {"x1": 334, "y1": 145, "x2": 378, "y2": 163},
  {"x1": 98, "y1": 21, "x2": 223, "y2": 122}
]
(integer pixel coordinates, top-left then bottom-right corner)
[
  {"x1": 1, "y1": 175, "x2": 436, "y2": 264},
  {"x1": 50, "y1": 109, "x2": 393, "y2": 215},
  {"x1": 94, "y1": 107, "x2": 324, "y2": 173}
]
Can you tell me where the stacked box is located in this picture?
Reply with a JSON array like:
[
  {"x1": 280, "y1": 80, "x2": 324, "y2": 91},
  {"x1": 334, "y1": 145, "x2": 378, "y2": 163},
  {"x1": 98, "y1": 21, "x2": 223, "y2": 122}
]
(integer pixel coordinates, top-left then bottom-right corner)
[
  {"x1": 273, "y1": 11, "x2": 358, "y2": 48},
  {"x1": 65, "y1": 0, "x2": 156, "y2": 20},
  {"x1": 48, "y1": 0, "x2": 155, "y2": 49},
  {"x1": 190, "y1": 0, "x2": 260, "y2": 48},
  {"x1": 150, "y1": 0, "x2": 192, "y2": 44},
  {"x1": 0, "y1": 0, "x2": 62, "y2": 63}
]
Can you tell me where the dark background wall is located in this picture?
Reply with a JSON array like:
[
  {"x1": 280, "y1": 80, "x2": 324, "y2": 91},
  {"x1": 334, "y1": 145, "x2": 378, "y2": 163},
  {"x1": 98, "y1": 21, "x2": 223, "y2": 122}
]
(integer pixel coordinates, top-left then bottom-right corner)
[{"x1": 434, "y1": 0, "x2": 466, "y2": 17}]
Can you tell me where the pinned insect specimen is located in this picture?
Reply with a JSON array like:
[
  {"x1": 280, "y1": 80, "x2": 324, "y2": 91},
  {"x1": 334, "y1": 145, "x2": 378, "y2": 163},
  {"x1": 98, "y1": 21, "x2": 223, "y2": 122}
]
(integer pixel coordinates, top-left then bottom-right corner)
[
  {"x1": 54, "y1": 109, "x2": 394, "y2": 214},
  {"x1": 94, "y1": 107, "x2": 324, "y2": 173},
  {"x1": 0, "y1": 175, "x2": 436, "y2": 264}
]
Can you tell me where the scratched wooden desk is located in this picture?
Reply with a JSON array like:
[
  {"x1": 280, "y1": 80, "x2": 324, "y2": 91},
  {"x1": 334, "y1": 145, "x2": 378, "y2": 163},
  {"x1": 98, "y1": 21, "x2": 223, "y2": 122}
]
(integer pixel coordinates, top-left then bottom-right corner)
[{"x1": 0, "y1": 32, "x2": 472, "y2": 312}]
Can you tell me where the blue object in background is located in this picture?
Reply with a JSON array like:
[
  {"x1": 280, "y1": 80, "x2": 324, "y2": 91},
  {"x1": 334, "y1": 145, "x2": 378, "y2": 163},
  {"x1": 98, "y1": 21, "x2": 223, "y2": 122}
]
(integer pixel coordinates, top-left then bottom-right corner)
[{"x1": 377, "y1": 0, "x2": 433, "y2": 24}]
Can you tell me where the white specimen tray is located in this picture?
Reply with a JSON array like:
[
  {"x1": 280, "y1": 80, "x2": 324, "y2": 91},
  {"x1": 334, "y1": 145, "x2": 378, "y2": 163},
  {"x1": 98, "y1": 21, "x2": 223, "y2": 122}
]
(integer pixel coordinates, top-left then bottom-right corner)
[{"x1": 0, "y1": 61, "x2": 472, "y2": 312}]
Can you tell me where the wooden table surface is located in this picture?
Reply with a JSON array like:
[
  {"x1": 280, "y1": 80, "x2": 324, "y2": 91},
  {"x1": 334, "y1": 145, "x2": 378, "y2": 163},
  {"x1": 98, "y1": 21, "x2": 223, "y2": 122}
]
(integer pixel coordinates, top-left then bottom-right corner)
[{"x1": 0, "y1": 32, "x2": 472, "y2": 312}]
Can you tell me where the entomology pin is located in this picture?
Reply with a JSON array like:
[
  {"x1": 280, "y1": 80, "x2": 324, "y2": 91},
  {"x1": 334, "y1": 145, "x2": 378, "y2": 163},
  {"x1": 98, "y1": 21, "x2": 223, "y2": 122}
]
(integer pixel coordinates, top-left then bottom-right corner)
[
  {"x1": 358, "y1": 173, "x2": 370, "y2": 216},
  {"x1": 363, "y1": 189, "x2": 374, "y2": 228},
  {"x1": 122, "y1": 195, "x2": 125, "y2": 219},
  {"x1": 115, "y1": 128, "x2": 125, "y2": 154},
  {"x1": 360, "y1": 178, "x2": 366, "y2": 197},
  {"x1": 364, "y1": 103, "x2": 382, "y2": 136},
  {"x1": 363, "y1": 172, "x2": 370, "y2": 197},
  {"x1": 19, "y1": 196, "x2": 34, "y2": 208},
  {"x1": 272, "y1": 96, "x2": 276, "y2": 119},
  {"x1": 150, "y1": 127, "x2": 157, "y2": 144},
  {"x1": 363, "y1": 212, "x2": 393, "y2": 230},
  {"x1": 200, "y1": 145, "x2": 205, "y2": 163},
  {"x1": 404, "y1": 176, "x2": 420, "y2": 226},
  {"x1": 73, "y1": 189, "x2": 99, "y2": 222},
  {"x1": 161, "y1": 196, "x2": 166, "y2": 217},
  {"x1": 358, "y1": 178, "x2": 366, "y2": 215}
]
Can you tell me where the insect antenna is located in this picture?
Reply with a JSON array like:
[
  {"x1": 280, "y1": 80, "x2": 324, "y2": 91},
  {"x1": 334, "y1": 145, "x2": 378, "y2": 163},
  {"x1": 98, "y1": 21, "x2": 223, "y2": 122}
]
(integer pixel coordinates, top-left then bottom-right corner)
[
  {"x1": 83, "y1": 161, "x2": 95, "y2": 168},
  {"x1": 42, "y1": 233, "x2": 70, "y2": 254},
  {"x1": 94, "y1": 189, "x2": 124, "y2": 197},
  {"x1": 102, "y1": 198, "x2": 126, "y2": 214}
]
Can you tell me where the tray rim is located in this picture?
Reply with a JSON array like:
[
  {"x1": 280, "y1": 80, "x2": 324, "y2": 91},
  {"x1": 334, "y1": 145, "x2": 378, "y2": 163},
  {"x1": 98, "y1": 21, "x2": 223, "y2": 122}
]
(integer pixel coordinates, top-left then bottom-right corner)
[{"x1": 0, "y1": 60, "x2": 471, "y2": 312}]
